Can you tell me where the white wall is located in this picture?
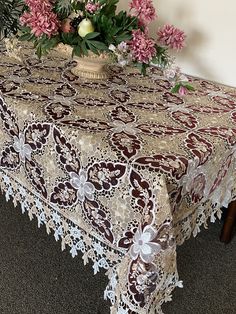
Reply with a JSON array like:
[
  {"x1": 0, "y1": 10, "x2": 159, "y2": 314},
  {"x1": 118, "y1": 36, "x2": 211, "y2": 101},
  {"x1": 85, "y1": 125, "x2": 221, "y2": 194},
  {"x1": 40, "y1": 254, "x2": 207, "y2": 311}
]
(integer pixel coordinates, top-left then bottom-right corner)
[{"x1": 117, "y1": 0, "x2": 236, "y2": 87}]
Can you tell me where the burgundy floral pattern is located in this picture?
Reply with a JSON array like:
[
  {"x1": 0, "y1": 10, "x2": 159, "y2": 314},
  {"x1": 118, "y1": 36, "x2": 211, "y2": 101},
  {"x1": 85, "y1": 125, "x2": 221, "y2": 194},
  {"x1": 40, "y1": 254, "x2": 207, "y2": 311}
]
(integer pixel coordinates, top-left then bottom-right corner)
[
  {"x1": 134, "y1": 154, "x2": 188, "y2": 180},
  {"x1": 189, "y1": 173, "x2": 206, "y2": 203},
  {"x1": 198, "y1": 127, "x2": 236, "y2": 146},
  {"x1": 87, "y1": 162, "x2": 126, "y2": 191},
  {"x1": 0, "y1": 98, "x2": 49, "y2": 197},
  {"x1": 129, "y1": 169, "x2": 154, "y2": 217},
  {"x1": 127, "y1": 222, "x2": 174, "y2": 307},
  {"x1": 1, "y1": 44, "x2": 236, "y2": 314},
  {"x1": 50, "y1": 181, "x2": 77, "y2": 207},
  {"x1": 162, "y1": 92, "x2": 184, "y2": 104},
  {"x1": 45, "y1": 102, "x2": 71, "y2": 120},
  {"x1": 111, "y1": 131, "x2": 141, "y2": 159},
  {"x1": 209, "y1": 153, "x2": 233, "y2": 195},
  {"x1": 83, "y1": 198, "x2": 114, "y2": 243},
  {"x1": 171, "y1": 111, "x2": 198, "y2": 129},
  {"x1": 185, "y1": 133, "x2": 213, "y2": 165}
]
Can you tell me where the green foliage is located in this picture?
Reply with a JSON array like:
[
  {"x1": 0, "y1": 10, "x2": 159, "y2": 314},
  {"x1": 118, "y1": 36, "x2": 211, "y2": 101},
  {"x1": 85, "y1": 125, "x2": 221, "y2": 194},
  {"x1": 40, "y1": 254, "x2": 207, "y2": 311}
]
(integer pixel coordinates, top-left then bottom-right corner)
[
  {"x1": 35, "y1": 35, "x2": 61, "y2": 59},
  {"x1": 60, "y1": 32, "x2": 79, "y2": 46},
  {"x1": 54, "y1": 0, "x2": 75, "y2": 19},
  {"x1": 171, "y1": 83, "x2": 181, "y2": 94},
  {"x1": 0, "y1": 0, "x2": 25, "y2": 40},
  {"x1": 99, "y1": 0, "x2": 119, "y2": 17},
  {"x1": 72, "y1": 1, "x2": 85, "y2": 12},
  {"x1": 152, "y1": 46, "x2": 169, "y2": 67},
  {"x1": 91, "y1": 10, "x2": 138, "y2": 47},
  {"x1": 19, "y1": 26, "x2": 60, "y2": 58},
  {"x1": 72, "y1": 32, "x2": 108, "y2": 57}
]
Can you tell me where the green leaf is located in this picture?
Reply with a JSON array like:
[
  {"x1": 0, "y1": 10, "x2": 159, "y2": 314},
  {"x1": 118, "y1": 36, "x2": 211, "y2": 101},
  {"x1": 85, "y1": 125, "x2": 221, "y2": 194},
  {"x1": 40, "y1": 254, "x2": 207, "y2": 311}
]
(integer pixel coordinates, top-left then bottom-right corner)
[
  {"x1": 151, "y1": 45, "x2": 169, "y2": 67},
  {"x1": 185, "y1": 84, "x2": 195, "y2": 91},
  {"x1": 141, "y1": 64, "x2": 148, "y2": 76},
  {"x1": 100, "y1": 0, "x2": 119, "y2": 16},
  {"x1": 115, "y1": 32, "x2": 132, "y2": 44},
  {"x1": 46, "y1": 36, "x2": 61, "y2": 49},
  {"x1": 73, "y1": 45, "x2": 83, "y2": 57},
  {"x1": 18, "y1": 26, "x2": 32, "y2": 34},
  {"x1": 36, "y1": 45, "x2": 42, "y2": 59},
  {"x1": 88, "y1": 40, "x2": 108, "y2": 51},
  {"x1": 54, "y1": 0, "x2": 73, "y2": 18},
  {"x1": 61, "y1": 32, "x2": 79, "y2": 45},
  {"x1": 81, "y1": 40, "x2": 88, "y2": 56},
  {"x1": 18, "y1": 33, "x2": 33, "y2": 41},
  {"x1": 31, "y1": 34, "x2": 61, "y2": 58},
  {"x1": 84, "y1": 32, "x2": 100, "y2": 40},
  {"x1": 171, "y1": 84, "x2": 181, "y2": 93},
  {"x1": 87, "y1": 41, "x2": 99, "y2": 55},
  {"x1": 72, "y1": 1, "x2": 85, "y2": 12},
  {"x1": 109, "y1": 26, "x2": 122, "y2": 37}
]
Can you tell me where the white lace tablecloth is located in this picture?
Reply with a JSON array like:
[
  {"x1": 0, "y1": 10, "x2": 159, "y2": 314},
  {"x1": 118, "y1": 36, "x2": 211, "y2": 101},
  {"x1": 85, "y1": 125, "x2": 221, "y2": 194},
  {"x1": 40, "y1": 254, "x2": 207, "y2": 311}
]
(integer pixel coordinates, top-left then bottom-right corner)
[{"x1": 0, "y1": 44, "x2": 236, "y2": 313}]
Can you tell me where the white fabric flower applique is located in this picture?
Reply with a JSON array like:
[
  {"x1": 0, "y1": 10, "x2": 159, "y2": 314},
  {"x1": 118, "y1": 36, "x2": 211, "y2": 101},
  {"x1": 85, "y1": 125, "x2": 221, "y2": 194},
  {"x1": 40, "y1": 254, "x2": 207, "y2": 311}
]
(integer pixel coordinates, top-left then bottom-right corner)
[
  {"x1": 70, "y1": 169, "x2": 95, "y2": 202},
  {"x1": 130, "y1": 224, "x2": 161, "y2": 263},
  {"x1": 13, "y1": 132, "x2": 32, "y2": 162}
]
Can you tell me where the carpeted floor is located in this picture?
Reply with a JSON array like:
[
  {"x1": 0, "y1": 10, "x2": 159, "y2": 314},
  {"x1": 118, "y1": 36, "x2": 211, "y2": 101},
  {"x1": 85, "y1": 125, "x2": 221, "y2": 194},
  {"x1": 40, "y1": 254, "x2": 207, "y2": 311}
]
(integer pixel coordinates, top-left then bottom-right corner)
[{"x1": 0, "y1": 194, "x2": 235, "y2": 314}]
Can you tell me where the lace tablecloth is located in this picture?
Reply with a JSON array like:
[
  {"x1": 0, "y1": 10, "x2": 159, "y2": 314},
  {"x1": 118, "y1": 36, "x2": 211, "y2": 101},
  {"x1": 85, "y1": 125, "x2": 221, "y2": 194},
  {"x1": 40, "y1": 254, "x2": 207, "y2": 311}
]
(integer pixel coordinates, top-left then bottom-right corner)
[{"x1": 0, "y1": 44, "x2": 236, "y2": 313}]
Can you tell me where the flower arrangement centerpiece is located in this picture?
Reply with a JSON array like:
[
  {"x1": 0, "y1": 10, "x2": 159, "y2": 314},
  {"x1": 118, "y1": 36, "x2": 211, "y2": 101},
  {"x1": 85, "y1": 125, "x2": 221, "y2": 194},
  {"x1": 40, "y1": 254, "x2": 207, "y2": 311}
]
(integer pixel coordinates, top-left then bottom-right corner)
[{"x1": 18, "y1": 0, "x2": 193, "y2": 92}]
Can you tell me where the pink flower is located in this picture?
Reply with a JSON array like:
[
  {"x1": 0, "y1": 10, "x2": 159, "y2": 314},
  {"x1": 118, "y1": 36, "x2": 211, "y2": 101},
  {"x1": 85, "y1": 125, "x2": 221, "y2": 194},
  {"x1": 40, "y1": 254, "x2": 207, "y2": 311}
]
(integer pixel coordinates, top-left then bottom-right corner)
[
  {"x1": 25, "y1": 0, "x2": 52, "y2": 11},
  {"x1": 85, "y1": 1, "x2": 100, "y2": 14},
  {"x1": 179, "y1": 85, "x2": 188, "y2": 96},
  {"x1": 157, "y1": 24, "x2": 186, "y2": 50},
  {"x1": 129, "y1": 0, "x2": 156, "y2": 26},
  {"x1": 129, "y1": 29, "x2": 156, "y2": 64},
  {"x1": 20, "y1": 0, "x2": 60, "y2": 38}
]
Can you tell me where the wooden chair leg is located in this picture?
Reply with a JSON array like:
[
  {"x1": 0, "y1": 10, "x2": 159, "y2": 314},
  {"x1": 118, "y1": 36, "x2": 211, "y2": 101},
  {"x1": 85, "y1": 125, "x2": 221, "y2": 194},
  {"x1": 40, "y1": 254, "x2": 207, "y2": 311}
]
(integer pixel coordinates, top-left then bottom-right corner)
[{"x1": 220, "y1": 200, "x2": 236, "y2": 243}]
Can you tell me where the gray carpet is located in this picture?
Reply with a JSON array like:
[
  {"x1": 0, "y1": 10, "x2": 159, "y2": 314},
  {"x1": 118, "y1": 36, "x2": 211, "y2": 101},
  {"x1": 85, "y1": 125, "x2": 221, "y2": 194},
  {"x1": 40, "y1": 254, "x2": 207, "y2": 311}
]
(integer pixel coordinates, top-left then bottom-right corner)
[{"x1": 0, "y1": 194, "x2": 235, "y2": 314}]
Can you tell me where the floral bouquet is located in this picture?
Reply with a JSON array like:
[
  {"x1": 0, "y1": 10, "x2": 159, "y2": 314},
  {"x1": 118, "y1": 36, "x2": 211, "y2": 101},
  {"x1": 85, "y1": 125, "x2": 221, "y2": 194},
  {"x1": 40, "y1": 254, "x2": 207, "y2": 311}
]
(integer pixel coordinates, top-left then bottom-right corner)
[{"x1": 18, "y1": 0, "x2": 193, "y2": 93}]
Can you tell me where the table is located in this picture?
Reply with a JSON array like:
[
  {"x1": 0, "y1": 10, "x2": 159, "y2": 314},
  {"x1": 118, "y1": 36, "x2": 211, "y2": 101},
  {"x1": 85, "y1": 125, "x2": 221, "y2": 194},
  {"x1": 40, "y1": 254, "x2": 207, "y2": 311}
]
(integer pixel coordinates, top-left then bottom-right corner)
[{"x1": 0, "y1": 43, "x2": 236, "y2": 314}]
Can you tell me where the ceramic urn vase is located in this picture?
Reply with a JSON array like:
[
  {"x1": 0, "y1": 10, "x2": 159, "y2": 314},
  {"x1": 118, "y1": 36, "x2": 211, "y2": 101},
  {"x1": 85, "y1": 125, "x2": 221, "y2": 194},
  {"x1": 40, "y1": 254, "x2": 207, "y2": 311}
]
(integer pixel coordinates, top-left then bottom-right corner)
[{"x1": 56, "y1": 43, "x2": 111, "y2": 80}]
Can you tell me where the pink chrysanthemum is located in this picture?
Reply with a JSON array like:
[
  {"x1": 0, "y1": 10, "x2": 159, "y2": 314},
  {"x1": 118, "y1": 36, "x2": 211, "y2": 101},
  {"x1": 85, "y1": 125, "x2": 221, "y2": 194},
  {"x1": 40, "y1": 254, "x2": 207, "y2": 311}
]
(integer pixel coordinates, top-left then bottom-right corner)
[
  {"x1": 85, "y1": 1, "x2": 100, "y2": 14},
  {"x1": 25, "y1": 0, "x2": 52, "y2": 11},
  {"x1": 157, "y1": 24, "x2": 186, "y2": 50},
  {"x1": 129, "y1": 0, "x2": 156, "y2": 26},
  {"x1": 20, "y1": 0, "x2": 60, "y2": 38},
  {"x1": 129, "y1": 29, "x2": 156, "y2": 64}
]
